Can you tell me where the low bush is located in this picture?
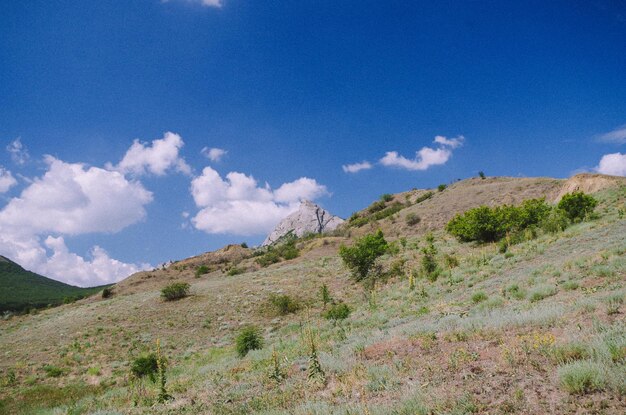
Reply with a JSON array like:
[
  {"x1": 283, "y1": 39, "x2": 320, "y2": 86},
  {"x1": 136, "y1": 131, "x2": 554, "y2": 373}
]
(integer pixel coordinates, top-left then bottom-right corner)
[
  {"x1": 471, "y1": 291, "x2": 488, "y2": 303},
  {"x1": 101, "y1": 287, "x2": 113, "y2": 299},
  {"x1": 437, "y1": 184, "x2": 447, "y2": 192},
  {"x1": 268, "y1": 294, "x2": 301, "y2": 316},
  {"x1": 558, "y1": 361, "x2": 605, "y2": 394},
  {"x1": 406, "y1": 213, "x2": 421, "y2": 226},
  {"x1": 195, "y1": 265, "x2": 210, "y2": 278},
  {"x1": 160, "y1": 282, "x2": 190, "y2": 301},
  {"x1": 256, "y1": 240, "x2": 300, "y2": 267},
  {"x1": 236, "y1": 326, "x2": 263, "y2": 357},
  {"x1": 130, "y1": 354, "x2": 159, "y2": 382},
  {"x1": 323, "y1": 302, "x2": 351, "y2": 320},
  {"x1": 529, "y1": 284, "x2": 557, "y2": 302},
  {"x1": 552, "y1": 342, "x2": 590, "y2": 364},
  {"x1": 339, "y1": 230, "x2": 388, "y2": 282},
  {"x1": 380, "y1": 193, "x2": 394, "y2": 202},
  {"x1": 226, "y1": 267, "x2": 245, "y2": 276},
  {"x1": 414, "y1": 191, "x2": 434, "y2": 204},
  {"x1": 43, "y1": 365, "x2": 64, "y2": 378}
]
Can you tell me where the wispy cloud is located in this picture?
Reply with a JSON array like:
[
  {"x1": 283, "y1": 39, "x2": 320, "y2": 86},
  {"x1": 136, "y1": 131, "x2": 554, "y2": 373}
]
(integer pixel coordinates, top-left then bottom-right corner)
[
  {"x1": 342, "y1": 161, "x2": 373, "y2": 174},
  {"x1": 201, "y1": 147, "x2": 227, "y2": 162},
  {"x1": 597, "y1": 125, "x2": 626, "y2": 144},
  {"x1": 379, "y1": 135, "x2": 464, "y2": 171},
  {"x1": 162, "y1": 0, "x2": 223, "y2": 8},
  {"x1": 6, "y1": 138, "x2": 30, "y2": 165}
]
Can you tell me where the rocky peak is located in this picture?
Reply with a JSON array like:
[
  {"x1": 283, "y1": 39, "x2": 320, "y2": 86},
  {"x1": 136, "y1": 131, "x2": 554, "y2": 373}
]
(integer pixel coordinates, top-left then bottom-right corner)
[{"x1": 262, "y1": 200, "x2": 344, "y2": 246}]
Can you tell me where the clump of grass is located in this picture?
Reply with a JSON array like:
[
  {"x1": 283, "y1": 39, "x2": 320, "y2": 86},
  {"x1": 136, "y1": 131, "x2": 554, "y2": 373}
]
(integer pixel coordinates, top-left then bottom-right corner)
[
  {"x1": 236, "y1": 326, "x2": 263, "y2": 357},
  {"x1": 195, "y1": 265, "x2": 210, "y2": 278},
  {"x1": 562, "y1": 280, "x2": 579, "y2": 291},
  {"x1": 267, "y1": 294, "x2": 301, "y2": 316},
  {"x1": 529, "y1": 284, "x2": 557, "y2": 302},
  {"x1": 471, "y1": 291, "x2": 488, "y2": 303},
  {"x1": 504, "y1": 284, "x2": 526, "y2": 300},
  {"x1": 160, "y1": 282, "x2": 190, "y2": 301},
  {"x1": 605, "y1": 294, "x2": 623, "y2": 315},
  {"x1": 226, "y1": 267, "x2": 245, "y2": 276},
  {"x1": 406, "y1": 213, "x2": 421, "y2": 226},
  {"x1": 552, "y1": 342, "x2": 591, "y2": 364},
  {"x1": 323, "y1": 302, "x2": 351, "y2": 321},
  {"x1": 558, "y1": 361, "x2": 605, "y2": 394},
  {"x1": 43, "y1": 365, "x2": 64, "y2": 378}
]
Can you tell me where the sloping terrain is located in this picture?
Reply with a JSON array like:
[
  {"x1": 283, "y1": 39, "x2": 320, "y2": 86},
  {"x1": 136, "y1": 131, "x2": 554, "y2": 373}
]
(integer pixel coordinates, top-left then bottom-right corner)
[
  {"x1": 0, "y1": 174, "x2": 624, "y2": 414},
  {"x1": 0, "y1": 256, "x2": 107, "y2": 313}
]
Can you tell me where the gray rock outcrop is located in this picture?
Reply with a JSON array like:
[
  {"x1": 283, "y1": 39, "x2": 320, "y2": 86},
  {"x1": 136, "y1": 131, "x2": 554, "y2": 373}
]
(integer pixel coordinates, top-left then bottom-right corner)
[{"x1": 262, "y1": 200, "x2": 344, "y2": 246}]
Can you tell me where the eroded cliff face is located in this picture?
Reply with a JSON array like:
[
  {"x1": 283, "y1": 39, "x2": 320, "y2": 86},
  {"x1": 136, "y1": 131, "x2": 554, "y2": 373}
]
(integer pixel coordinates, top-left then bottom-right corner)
[{"x1": 262, "y1": 200, "x2": 344, "y2": 246}]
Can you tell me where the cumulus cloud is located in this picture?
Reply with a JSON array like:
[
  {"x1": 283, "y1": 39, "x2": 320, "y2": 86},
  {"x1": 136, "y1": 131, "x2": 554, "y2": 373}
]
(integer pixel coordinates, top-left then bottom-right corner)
[
  {"x1": 0, "y1": 167, "x2": 17, "y2": 193},
  {"x1": 597, "y1": 125, "x2": 626, "y2": 144},
  {"x1": 201, "y1": 147, "x2": 227, "y2": 162},
  {"x1": 6, "y1": 137, "x2": 29, "y2": 165},
  {"x1": 107, "y1": 132, "x2": 191, "y2": 176},
  {"x1": 380, "y1": 135, "x2": 464, "y2": 171},
  {"x1": 342, "y1": 161, "x2": 373, "y2": 174},
  {"x1": 190, "y1": 167, "x2": 328, "y2": 235},
  {"x1": 595, "y1": 152, "x2": 626, "y2": 176},
  {"x1": 0, "y1": 156, "x2": 154, "y2": 285}
]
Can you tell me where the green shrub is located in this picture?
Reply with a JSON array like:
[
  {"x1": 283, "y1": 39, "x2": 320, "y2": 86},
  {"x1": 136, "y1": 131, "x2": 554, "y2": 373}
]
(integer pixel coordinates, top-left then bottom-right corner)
[
  {"x1": 552, "y1": 342, "x2": 590, "y2": 364},
  {"x1": 437, "y1": 184, "x2": 447, "y2": 192},
  {"x1": 195, "y1": 265, "x2": 210, "y2": 278},
  {"x1": 529, "y1": 284, "x2": 557, "y2": 302},
  {"x1": 323, "y1": 302, "x2": 351, "y2": 320},
  {"x1": 478, "y1": 171, "x2": 486, "y2": 179},
  {"x1": 339, "y1": 230, "x2": 388, "y2": 282},
  {"x1": 414, "y1": 191, "x2": 434, "y2": 204},
  {"x1": 368, "y1": 200, "x2": 387, "y2": 213},
  {"x1": 240, "y1": 242, "x2": 248, "y2": 248},
  {"x1": 320, "y1": 284, "x2": 332, "y2": 308},
  {"x1": 558, "y1": 192, "x2": 598, "y2": 222},
  {"x1": 443, "y1": 254, "x2": 460, "y2": 269},
  {"x1": 504, "y1": 284, "x2": 526, "y2": 300},
  {"x1": 160, "y1": 282, "x2": 190, "y2": 301},
  {"x1": 541, "y1": 209, "x2": 570, "y2": 233},
  {"x1": 268, "y1": 294, "x2": 301, "y2": 316},
  {"x1": 420, "y1": 234, "x2": 440, "y2": 281},
  {"x1": 406, "y1": 213, "x2": 421, "y2": 226},
  {"x1": 471, "y1": 291, "x2": 488, "y2": 303},
  {"x1": 43, "y1": 365, "x2": 64, "y2": 378},
  {"x1": 562, "y1": 280, "x2": 579, "y2": 291},
  {"x1": 446, "y1": 198, "x2": 551, "y2": 243},
  {"x1": 236, "y1": 326, "x2": 263, "y2": 357},
  {"x1": 558, "y1": 361, "x2": 605, "y2": 394},
  {"x1": 380, "y1": 193, "x2": 394, "y2": 202},
  {"x1": 256, "y1": 240, "x2": 300, "y2": 266},
  {"x1": 101, "y1": 287, "x2": 113, "y2": 299},
  {"x1": 226, "y1": 267, "x2": 245, "y2": 276},
  {"x1": 256, "y1": 250, "x2": 281, "y2": 267},
  {"x1": 130, "y1": 353, "x2": 159, "y2": 382}
]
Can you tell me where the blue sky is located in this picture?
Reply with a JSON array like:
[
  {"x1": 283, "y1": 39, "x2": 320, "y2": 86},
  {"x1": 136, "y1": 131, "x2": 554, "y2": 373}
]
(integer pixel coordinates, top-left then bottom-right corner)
[{"x1": 1, "y1": 0, "x2": 625, "y2": 286}]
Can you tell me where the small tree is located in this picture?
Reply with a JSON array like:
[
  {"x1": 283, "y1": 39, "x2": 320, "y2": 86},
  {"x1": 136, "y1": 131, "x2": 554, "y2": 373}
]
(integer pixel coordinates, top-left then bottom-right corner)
[
  {"x1": 160, "y1": 282, "x2": 190, "y2": 301},
  {"x1": 478, "y1": 171, "x2": 486, "y2": 179},
  {"x1": 421, "y1": 234, "x2": 440, "y2": 282},
  {"x1": 558, "y1": 192, "x2": 598, "y2": 222},
  {"x1": 236, "y1": 326, "x2": 263, "y2": 357},
  {"x1": 320, "y1": 284, "x2": 332, "y2": 309},
  {"x1": 338, "y1": 230, "x2": 388, "y2": 282}
]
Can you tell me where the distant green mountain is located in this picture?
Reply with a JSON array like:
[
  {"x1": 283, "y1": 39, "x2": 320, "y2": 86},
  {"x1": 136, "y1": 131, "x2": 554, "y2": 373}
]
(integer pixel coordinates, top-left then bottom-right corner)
[{"x1": 0, "y1": 256, "x2": 108, "y2": 312}]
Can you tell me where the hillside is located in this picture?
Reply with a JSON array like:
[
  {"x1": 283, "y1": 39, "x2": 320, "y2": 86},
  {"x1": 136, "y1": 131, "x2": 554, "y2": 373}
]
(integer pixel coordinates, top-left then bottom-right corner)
[
  {"x1": 0, "y1": 256, "x2": 108, "y2": 313},
  {"x1": 0, "y1": 174, "x2": 624, "y2": 414}
]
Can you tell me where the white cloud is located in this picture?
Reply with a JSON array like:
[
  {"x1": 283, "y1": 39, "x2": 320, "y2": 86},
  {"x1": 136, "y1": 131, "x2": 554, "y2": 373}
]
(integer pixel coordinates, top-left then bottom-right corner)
[
  {"x1": 595, "y1": 152, "x2": 626, "y2": 176},
  {"x1": 0, "y1": 157, "x2": 154, "y2": 286},
  {"x1": 201, "y1": 147, "x2": 227, "y2": 162},
  {"x1": 6, "y1": 137, "x2": 29, "y2": 165},
  {"x1": 0, "y1": 167, "x2": 17, "y2": 193},
  {"x1": 434, "y1": 135, "x2": 465, "y2": 149},
  {"x1": 107, "y1": 132, "x2": 191, "y2": 176},
  {"x1": 190, "y1": 167, "x2": 328, "y2": 235},
  {"x1": 162, "y1": 0, "x2": 223, "y2": 8},
  {"x1": 597, "y1": 125, "x2": 626, "y2": 144},
  {"x1": 342, "y1": 161, "x2": 373, "y2": 173},
  {"x1": 379, "y1": 135, "x2": 463, "y2": 171}
]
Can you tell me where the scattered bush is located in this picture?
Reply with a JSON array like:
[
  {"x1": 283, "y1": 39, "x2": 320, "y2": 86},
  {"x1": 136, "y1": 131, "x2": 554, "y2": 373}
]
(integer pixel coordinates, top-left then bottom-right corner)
[
  {"x1": 323, "y1": 302, "x2": 351, "y2": 320},
  {"x1": 552, "y1": 342, "x2": 590, "y2": 364},
  {"x1": 130, "y1": 354, "x2": 159, "y2": 382},
  {"x1": 414, "y1": 191, "x2": 434, "y2": 204},
  {"x1": 339, "y1": 230, "x2": 389, "y2": 282},
  {"x1": 471, "y1": 291, "x2": 488, "y2": 303},
  {"x1": 420, "y1": 235, "x2": 440, "y2": 282},
  {"x1": 255, "y1": 240, "x2": 300, "y2": 267},
  {"x1": 558, "y1": 361, "x2": 605, "y2": 394},
  {"x1": 236, "y1": 326, "x2": 263, "y2": 357},
  {"x1": 437, "y1": 184, "x2": 447, "y2": 192},
  {"x1": 443, "y1": 254, "x2": 460, "y2": 269},
  {"x1": 268, "y1": 294, "x2": 301, "y2": 316},
  {"x1": 562, "y1": 281, "x2": 579, "y2": 291},
  {"x1": 380, "y1": 193, "x2": 394, "y2": 202},
  {"x1": 540, "y1": 208, "x2": 570, "y2": 233},
  {"x1": 478, "y1": 171, "x2": 486, "y2": 179},
  {"x1": 368, "y1": 200, "x2": 387, "y2": 213},
  {"x1": 320, "y1": 284, "x2": 332, "y2": 308},
  {"x1": 529, "y1": 284, "x2": 557, "y2": 302},
  {"x1": 101, "y1": 287, "x2": 113, "y2": 299},
  {"x1": 240, "y1": 242, "x2": 248, "y2": 248},
  {"x1": 160, "y1": 282, "x2": 190, "y2": 301},
  {"x1": 558, "y1": 192, "x2": 598, "y2": 223},
  {"x1": 43, "y1": 365, "x2": 64, "y2": 378},
  {"x1": 504, "y1": 284, "x2": 526, "y2": 300},
  {"x1": 406, "y1": 213, "x2": 421, "y2": 226},
  {"x1": 226, "y1": 267, "x2": 245, "y2": 276},
  {"x1": 195, "y1": 265, "x2": 210, "y2": 278}
]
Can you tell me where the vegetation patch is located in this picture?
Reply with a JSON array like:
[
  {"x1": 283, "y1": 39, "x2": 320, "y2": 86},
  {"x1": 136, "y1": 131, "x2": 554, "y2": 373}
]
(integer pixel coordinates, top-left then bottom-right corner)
[{"x1": 160, "y1": 282, "x2": 190, "y2": 301}]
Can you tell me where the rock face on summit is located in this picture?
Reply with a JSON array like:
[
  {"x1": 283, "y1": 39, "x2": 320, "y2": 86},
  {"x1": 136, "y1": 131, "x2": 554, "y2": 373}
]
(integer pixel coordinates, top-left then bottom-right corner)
[{"x1": 262, "y1": 200, "x2": 344, "y2": 246}]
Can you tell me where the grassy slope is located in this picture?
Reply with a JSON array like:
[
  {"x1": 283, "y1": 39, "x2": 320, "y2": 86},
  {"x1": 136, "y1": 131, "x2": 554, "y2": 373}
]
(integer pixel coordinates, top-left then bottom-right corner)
[
  {"x1": 0, "y1": 257, "x2": 107, "y2": 312},
  {"x1": 0, "y1": 176, "x2": 624, "y2": 414}
]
